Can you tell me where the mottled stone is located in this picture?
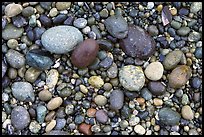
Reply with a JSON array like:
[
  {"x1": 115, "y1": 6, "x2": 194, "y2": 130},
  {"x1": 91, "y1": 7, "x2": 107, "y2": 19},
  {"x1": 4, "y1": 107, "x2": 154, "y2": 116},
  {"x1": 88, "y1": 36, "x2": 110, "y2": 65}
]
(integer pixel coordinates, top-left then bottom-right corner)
[
  {"x1": 96, "y1": 110, "x2": 108, "y2": 123},
  {"x1": 5, "y1": 3, "x2": 23, "y2": 17},
  {"x1": 148, "y1": 81, "x2": 166, "y2": 96},
  {"x1": 110, "y1": 90, "x2": 124, "y2": 110},
  {"x1": 46, "y1": 69, "x2": 59, "y2": 89},
  {"x1": 88, "y1": 76, "x2": 104, "y2": 89},
  {"x1": 2, "y1": 24, "x2": 24, "y2": 40}
]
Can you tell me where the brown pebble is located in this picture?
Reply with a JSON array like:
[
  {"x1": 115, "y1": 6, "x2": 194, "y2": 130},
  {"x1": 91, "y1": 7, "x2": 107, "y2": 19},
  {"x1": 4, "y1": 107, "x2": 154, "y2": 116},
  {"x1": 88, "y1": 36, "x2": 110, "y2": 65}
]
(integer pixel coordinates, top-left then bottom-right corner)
[
  {"x1": 38, "y1": 89, "x2": 52, "y2": 101},
  {"x1": 87, "y1": 108, "x2": 97, "y2": 117},
  {"x1": 45, "y1": 111, "x2": 56, "y2": 122},
  {"x1": 47, "y1": 97, "x2": 63, "y2": 110},
  {"x1": 78, "y1": 123, "x2": 92, "y2": 135},
  {"x1": 137, "y1": 98, "x2": 145, "y2": 105},
  {"x1": 153, "y1": 98, "x2": 163, "y2": 106},
  {"x1": 45, "y1": 120, "x2": 56, "y2": 133}
]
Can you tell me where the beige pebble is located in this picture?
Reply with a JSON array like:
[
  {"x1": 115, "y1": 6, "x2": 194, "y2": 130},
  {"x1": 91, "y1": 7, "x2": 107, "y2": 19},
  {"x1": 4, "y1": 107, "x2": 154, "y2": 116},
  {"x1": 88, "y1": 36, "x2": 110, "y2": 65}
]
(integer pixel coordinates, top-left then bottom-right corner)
[
  {"x1": 46, "y1": 69, "x2": 59, "y2": 89},
  {"x1": 5, "y1": 3, "x2": 23, "y2": 17},
  {"x1": 88, "y1": 76, "x2": 104, "y2": 89},
  {"x1": 153, "y1": 98, "x2": 163, "y2": 106},
  {"x1": 80, "y1": 84, "x2": 88, "y2": 94},
  {"x1": 49, "y1": 8, "x2": 58, "y2": 17},
  {"x1": 144, "y1": 62, "x2": 164, "y2": 81},
  {"x1": 134, "y1": 125, "x2": 146, "y2": 135},
  {"x1": 170, "y1": 7, "x2": 177, "y2": 16},
  {"x1": 45, "y1": 120, "x2": 56, "y2": 133},
  {"x1": 38, "y1": 89, "x2": 52, "y2": 101},
  {"x1": 25, "y1": 67, "x2": 42, "y2": 83},
  {"x1": 47, "y1": 97, "x2": 63, "y2": 110},
  {"x1": 181, "y1": 105, "x2": 194, "y2": 120},
  {"x1": 45, "y1": 111, "x2": 56, "y2": 122},
  {"x1": 136, "y1": 98, "x2": 145, "y2": 105},
  {"x1": 56, "y1": 2, "x2": 71, "y2": 11},
  {"x1": 7, "y1": 39, "x2": 18, "y2": 49}
]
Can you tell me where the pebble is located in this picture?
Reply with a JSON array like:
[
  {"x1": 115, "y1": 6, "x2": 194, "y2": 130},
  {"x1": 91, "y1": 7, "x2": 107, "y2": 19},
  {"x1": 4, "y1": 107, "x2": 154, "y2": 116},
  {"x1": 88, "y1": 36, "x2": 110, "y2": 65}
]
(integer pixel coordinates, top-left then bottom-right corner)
[
  {"x1": 190, "y1": 2, "x2": 202, "y2": 13},
  {"x1": 2, "y1": 60, "x2": 7, "y2": 78},
  {"x1": 94, "y1": 95, "x2": 107, "y2": 106},
  {"x1": 163, "y1": 50, "x2": 183, "y2": 70},
  {"x1": 189, "y1": 129, "x2": 199, "y2": 135},
  {"x1": 190, "y1": 77, "x2": 202, "y2": 89},
  {"x1": 88, "y1": 76, "x2": 104, "y2": 89},
  {"x1": 29, "y1": 121, "x2": 41, "y2": 133},
  {"x1": 11, "y1": 82, "x2": 35, "y2": 102},
  {"x1": 29, "y1": 15, "x2": 37, "y2": 27},
  {"x1": 38, "y1": 89, "x2": 52, "y2": 101},
  {"x1": 95, "y1": 110, "x2": 108, "y2": 123},
  {"x1": 107, "y1": 63, "x2": 118, "y2": 78},
  {"x1": 97, "y1": 39, "x2": 113, "y2": 51},
  {"x1": 79, "y1": 85, "x2": 88, "y2": 94},
  {"x1": 110, "y1": 90, "x2": 124, "y2": 110},
  {"x1": 99, "y1": 55, "x2": 113, "y2": 69},
  {"x1": 22, "y1": 6, "x2": 34, "y2": 17},
  {"x1": 53, "y1": 14, "x2": 67, "y2": 25},
  {"x1": 129, "y1": 116, "x2": 140, "y2": 126},
  {"x1": 148, "y1": 82, "x2": 166, "y2": 96},
  {"x1": 147, "y1": 2, "x2": 154, "y2": 9},
  {"x1": 40, "y1": 2, "x2": 52, "y2": 10},
  {"x1": 79, "y1": 123, "x2": 92, "y2": 135},
  {"x1": 25, "y1": 67, "x2": 41, "y2": 83},
  {"x1": 71, "y1": 39, "x2": 99, "y2": 68},
  {"x1": 2, "y1": 24, "x2": 24, "y2": 40},
  {"x1": 73, "y1": 18, "x2": 87, "y2": 29},
  {"x1": 45, "y1": 120, "x2": 56, "y2": 133},
  {"x1": 188, "y1": 31, "x2": 201, "y2": 42},
  {"x1": 177, "y1": 27, "x2": 190, "y2": 36},
  {"x1": 40, "y1": 14, "x2": 52, "y2": 27},
  {"x1": 104, "y1": 15, "x2": 128, "y2": 39},
  {"x1": 46, "y1": 69, "x2": 59, "y2": 89},
  {"x1": 11, "y1": 106, "x2": 30, "y2": 130},
  {"x1": 144, "y1": 62, "x2": 164, "y2": 81},
  {"x1": 5, "y1": 3, "x2": 23, "y2": 17},
  {"x1": 65, "y1": 104, "x2": 74, "y2": 115},
  {"x1": 55, "y1": 118, "x2": 66, "y2": 130},
  {"x1": 182, "y1": 94, "x2": 189, "y2": 105},
  {"x1": 12, "y1": 15, "x2": 27, "y2": 28},
  {"x1": 99, "y1": 9, "x2": 109, "y2": 18},
  {"x1": 168, "y1": 65, "x2": 192, "y2": 89},
  {"x1": 147, "y1": 25, "x2": 159, "y2": 36},
  {"x1": 44, "y1": 130, "x2": 68, "y2": 135},
  {"x1": 119, "y1": 25, "x2": 156, "y2": 59},
  {"x1": 36, "y1": 105, "x2": 47, "y2": 124},
  {"x1": 134, "y1": 125, "x2": 146, "y2": 135},
  {"x1": 119, "y1": 65, "x2": 145, "y2": 92},
  {"x1": 140, "y1": 88, "x2": 152, "y2": 100},
  {"x1": 74, "y1": 115, "x2": 84, "y2": 124},
  {"x1": 171, "y1": 20, "x2": 181, "y2": 30},
  {"x1": 47, "y1": 97, "x2": 63, "y2": 110},
  {"x1": 87, "y1": 108, "x2": 97, "y2": 117},
  {"x1": 26, "y1": 49, "x2": 54, "y2": 70},
  {"x1": 56, "y1": 2, "x2": 71, "y2": 11},
  {"x1": 158, "y1": 107, "x2": 181, "y2": 126},
  {"x1": 194, "y1": 47, "x2": 202, "y2": 59},
  {"x1": 181, "y1": 105, "x2": 194, "y2": 120},
  {"x1": 41, "y1": 26, "x2": 83, "y2": 54},
  {"x1": 153, "y1": 98, "x2": 163, "y2": 106}
]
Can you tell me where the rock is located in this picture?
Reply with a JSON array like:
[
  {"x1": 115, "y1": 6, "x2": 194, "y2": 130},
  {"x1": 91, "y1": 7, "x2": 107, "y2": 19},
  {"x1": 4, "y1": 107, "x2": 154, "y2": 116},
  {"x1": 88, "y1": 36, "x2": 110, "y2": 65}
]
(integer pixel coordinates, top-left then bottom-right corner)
[
  {"x1": 22, "y1": 6, "x2": 35, "y2": 17},
  {"x1": 41, "y1": 26, "x2": 83, "y2": 54},
  {"x1": 107, "y1": 63, "x2": 118, "y2": 78},
  {"x1": 55, "y1": 118, "x2": 66, "y2": 130},
  {"x1": 94, "y1": 95, "x2": 107, "y2": 106},
  {"x1": 153, "y1": 98, "x2": 163, "y2": 106},
  {"x1": 99, "y1": 54, "x2": 113, "y2": 69},
  {"x1": 171, "y1": 20, "x2": 181, "y2": 30},
  {"x1": 144, "y1": 62, "x2": 164, "y2": 81},
  {"x1": 46, "y1": 120, "x2": 56, "y2": 133},
  {"x1": 104, "y1": 15, "x2": 128, "y2": 39},
  {"x1": 119, "y1": 25, "x2": 156, "y2": 59},
  {"x1": 33, "y1": 27, "x2": 46, "y2": 40},
  {"x1": 40, "y1": 2, "x2": 52, "y2": 10},
  {"x1": 2, "y1": 24, "x2": 24, "y2": 40},
  {"x1": 12, "y1": 15, "x2": 27, "y2": 28},
  {"x1": 47, "y1": 97, "x2": 63, "y2": 110},
  {"x1": 95, "y1": 110, "x2": 108, "y2": 123},
  {"x1": 87, "y1": 108, "x2": 97, "y2": 117},
  {"x1": 190, "y1": 77, "x2": 202, "y2": 89},
  {"x1": 119, "y1": 65, "x2": 145, "y2": 92},
  {"x1": 181, "y1": 105, "x2": 194, "y2": 120},
  {"x1": 71, "y1": 39, "x2": 99, "y2": 68},
  {"x1": 11, "y1": 106, "x2": 30, "y2": 130},
  {"x1": 46, "y1": 69, "x2": 59, "y2": 89},
  {"x1": 158, "y1": 107, "x2": 181, "y2": 126},
  {"x1": 147, "y1": 25, "x2": 159, "y2": 36},
  {"x1": 25, "y1": 67, "x2": 41, "y2": 83},
  {"x1": 40, "y1": 14, "x2": 52, "y2": 27},
  {"x1": 74, "y1": 115, "x2": 84, "y2": 124},
  {"x1": 190, "y1": 2, "x2": 202, "y2": 13},
  {"x1": 53, "y1": 14, "x2": 67, "y2": 25},
  {"x1": 38, "y1": 89, "x2": 52, "y2": 101},
  {"x1": 73, "y1": 18, "x2": 87, "y2": 29},
  {"x1": 91, "y1": 25, "x2": 102, "y2": 39},
  {"x1": 36, "y1": 105, "x2": 47, "y2": 124},
  {"x1": 168, "y1": 65, "x2": 192, "y2": 89},
  {"x1": 88, "y1": 76, "x2": 104, "y2": 89},
  {"x1": 163, "y1": 50, "x2": 183, "y2": 70},
  {"x1": 11, "y1": 82, "x2": 35, "y2": 102},
  {"x1": 134, "y1": 125, "x2": 146, "y2": 135},
  {"x1": 99, "y1": 9, "x2": 109, "y2": 18},
  {"x1": 182, "y1": 94, "x2": 189, "y2": 105},
  {"x1": 194, "y1": 47, "x2": 202, "y2": 59},
  {"x1": 56, "y1": 2, "x2": 71, "y2": 11},
  {"x1": 110, "y1": 90, "x2": 124, "y2": 110},
  {"x1": 2, "y1": 60, "x2": 7, "y2": 78},
  {"x1": 188, "y1": 31, "x2": 201, "y2": 42},
  {"x1": 140, "y1": 88, "x2": 152, "y2": 100},
  {"x1": 29, "y1": 121, "x2": 41, "y2": 133},
  {"x1": 79, "y1": 123, "x2": 92, "y2": 135},
  {"x1": 177, "y1": 27, "x2": 190, "y2": 36},
  {"x1": 44, "y1": 130, "x2": 68, "y2": 135},
  {"x1": 97, "y1": 39, "x2": 113, "y2": 51},
  {"x1": 148, "y1": 81, "x2": 166, "y2": 96},
  {"x1": 26, "y1": 49, "x2": 54, "y2": 70},
  {"x1": 5, "y1": 3, "x2": 23, "y2": 17}
]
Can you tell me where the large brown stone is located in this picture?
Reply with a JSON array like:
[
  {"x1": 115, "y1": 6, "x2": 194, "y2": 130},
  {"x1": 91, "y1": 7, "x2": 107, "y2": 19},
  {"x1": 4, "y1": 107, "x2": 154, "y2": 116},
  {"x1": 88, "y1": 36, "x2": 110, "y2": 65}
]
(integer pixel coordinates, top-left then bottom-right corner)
[
  {"x1": 71, "y1": 39, "x2": 99, "y2": 68},
  {"x1": 119, "y1": 25, "x2": 156, "y2": 59}
]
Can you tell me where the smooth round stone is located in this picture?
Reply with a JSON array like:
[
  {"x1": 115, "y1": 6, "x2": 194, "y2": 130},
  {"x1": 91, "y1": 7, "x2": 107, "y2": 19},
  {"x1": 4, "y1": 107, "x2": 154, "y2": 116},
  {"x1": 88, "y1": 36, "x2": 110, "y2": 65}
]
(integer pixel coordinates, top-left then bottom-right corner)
[
  {"x1": 190, "y1": 2, "x2": 202, "y2": 13},
  {"x1": 58, "y1": 87, "x2": 72, "y2": 97},
  {"x1": 190, "y1": 77, "x2": 202, "y2": 89},
  {"x1": 99, "y1": 56, "x2": 113, "y2": 69},
  {"x1": 107, "y1": 63, "x2": 118, "y2": 78},
  {"x1": 79, "y1": 123, "x2": 92, "y2": 135},
  {"x1": 29, "y1": 121, "x2": 41, "y2": 133},
  {"x1": 44, "y1": 130, "x2": 68, "y2": 135},
  {"x1": 110, "y1": 90, "x2": 124, "y2": 110},
  {"x1": 11, "y1": 82, "x2": 35, "y2": 102},
  {"x1": 87, "y1": 108, "x2": 97, "y2": 117},
  {"x1": 182, "y1": 94, "x2": 189, "y2": 105},
  {"x1": 56, "y1": 2, "x2": 71, "y2": 10},
  {"x1": 95, "y1": 110, "x2": 108, "y2": 124},
  {"x1": 41, "y1": 25, "x2": 83, "y2": 54},
  {"x1": 99, "y1": 9, "x2": 109, "y2": 18},
  {"x1": 148, "y1": 82, "x2": 166, "y2": 96},
  {"x1": 134, "y1": 125, "x2": 146, "y2": 135},
  {"x1": 147, "y1": 25, "x2": 159, "y2": 36},
  {"x1": 45, "y1": 120, "x2": 56, "y2": 132},
  {"x1": 53, "y1": 14, "x2": 67, "y2": 25},
  {"x1": 71, "y1": 39, "x2": 99, "y2": 68},
  {"x1": 194, "y1": 47, "x2": 202, "y2": 59},
  {"x1": 181, "y1": 105, "x2": 194, "y2": 120},
  {"x1": 8, "y1": 67, "x2": 17, "y2": 79},
  {"x1": 177, "y1": 27, "x2": 190, "y2": 36},
  {"x1": 25, "y1": 67, "x2": 41, "y2": 83},
  {"x1": 7, "y1": 39, "x2": 17, "y2": 49},
  {"x1": 36, "y1": 105, "x2": 47, "y2": 124},
  {"x1": 171, "y1": 20, "x2": 181, "y2": 30},
  {"x1": 97, "y1": 39, "x2": 113, "y2": 51},
  {"x1": 163, "y1": 50, "x2": 183, "y2": 70},
  {"x1": 47, "y1": 97, "x2": 63, "y2": 110},
  {"x1": 55, "y1": 118, "x2": 66, "y2": 130},
  {"x1": 2, "y1": 24, "x2": 24, "y2": 40},
  {"x1": 147, "y1": 2, "x2": 154, "y2": 9},
  {"x1": 11, "y1": 106, "x2": 30, "y2": 130},
  {"x1": 140, "y1": 88, "x2": 152, "y2": 100},
  {"x1": 104, "y1": 15, "x2": 128, "y2": 39},
  {"x1": 26, "y1": 49, "x2": 54, "y2": 70},
  {"x1": 168, "y1": 65, "x2": 192, "y2": 89},
  {"x1": 38, "y1": 89, "x2": 52, "y2": 101},
  {"x1": 74, "y1": 115, "x2": 84, "y2": 124},
  {"x1": 73, "y1": 18, "x2": 87, "y2": 29},
  {"x1": 2, "y1": 60, "x2": 7, "y2": 78},
  {"x1": 22, "y1": 6, "x2": 34, "y2": 17},
  {"x1": 40, "y1": 14, "x2": 52, "y2": 27},
  {"x1": 179, "y1": 8, "x2": 189, "y2": 16},
  {"x1": 158, "y1": 107, "x2": 181, "y2": 126},
  {"x1": 29, "y1": 15, "x2": 37, "y2": 27},
  {"x1": 88, "y1": 76, "x2": 104, "y2": 89},
  {"x1": 46, "y1": 69, "x2": 59, "y2": 89},
  {"x1": 144, "y1": 62, "x2": 164, "y2": 81},
  {"x1": 119, "y1": 65, "x2": 145, "y2": 92},
  {"x1": 94, "y1": 95, "x2": 107, "y2": 106},
  {"x1": 12, "y1": 15, "x2": 27, "y2": 28},
  {"x1": 188, "y1": 31, "x2": 201, "y2": 42},
  {"x1": 119, "y1": 25, "x2": 156, "y2": 59},
  {"x1": 5, "y1": 3, "x2": 23, "y2": 17}
]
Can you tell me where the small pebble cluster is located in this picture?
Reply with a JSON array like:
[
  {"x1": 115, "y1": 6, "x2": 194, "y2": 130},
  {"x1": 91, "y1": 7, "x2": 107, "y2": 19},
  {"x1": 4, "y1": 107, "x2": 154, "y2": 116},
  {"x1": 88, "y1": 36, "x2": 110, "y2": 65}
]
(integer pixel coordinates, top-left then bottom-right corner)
[{"x1": 2, "y1": 2, "x2": 202, "y2": 135}]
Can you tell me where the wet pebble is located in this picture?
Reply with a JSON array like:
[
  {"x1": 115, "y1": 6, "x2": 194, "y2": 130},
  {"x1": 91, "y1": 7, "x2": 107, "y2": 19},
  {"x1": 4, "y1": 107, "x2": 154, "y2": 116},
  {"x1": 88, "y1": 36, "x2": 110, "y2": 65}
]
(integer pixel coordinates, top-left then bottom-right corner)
[
  {"x1": 194, "y1": 47, "x2": 202, "y2": 59},
  {"x1": 110, "y1": 90, "x2": 124, "y2": 110},
  {"x1": 96, "y1": 110, "x2": 108, "y2": 124}
]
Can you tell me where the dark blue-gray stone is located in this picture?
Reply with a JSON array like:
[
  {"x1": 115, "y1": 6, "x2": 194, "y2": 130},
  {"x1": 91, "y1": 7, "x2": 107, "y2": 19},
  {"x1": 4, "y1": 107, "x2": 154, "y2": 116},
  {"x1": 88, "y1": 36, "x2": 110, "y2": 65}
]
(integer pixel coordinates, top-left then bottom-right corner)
[
  {"x1": 53, "y1": 14, "x2": 67, "y2": 25},
  {"x1": 110, "y1": 90, "x2": 124, "y2": 110},
  {"x1": 158, "y1": 107, "x2": 181, "y2": 126},
  {"x1": 26, "y1": 49, "x2": 54, "y2": 70},
  {"x1": 140, "y1": 88, "x2": 152, "y2": 100},
  {"x1": 55, "y1": 118, "x2": 66, "y2": 130},
  {"x1": 33, "y1": 27, "x2": 46, "y2": 40},
  {"x1": 191, "y1": 77, "x2": 202, "y2": 89},
  {"x1": 36, "y1": 105, "x2": 47, "y2": 124},
  {"x1": 40, "y1": 14, "x2": 52, "y2": 27},
  {"x1": 12, "y1": 15, "x2": 27, "y2": 28},
  {"x1": 194, "y1": 47, "x2": 202, "y2": 59},
  {"x1": 74, "y1": 115, "x2": 85, "y2": 124},
  {"x1": 99, "y1": 56, "x2": 113, "y2": 69}
]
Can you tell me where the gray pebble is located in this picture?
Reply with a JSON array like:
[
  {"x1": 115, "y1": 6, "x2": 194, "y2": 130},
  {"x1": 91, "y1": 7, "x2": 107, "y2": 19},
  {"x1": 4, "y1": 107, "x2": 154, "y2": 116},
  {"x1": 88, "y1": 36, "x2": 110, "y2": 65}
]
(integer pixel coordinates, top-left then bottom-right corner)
[
  {"x1": 107, "y1": 62, "x2": 118, "y2": 78},
  {"x1": 73, "y1": 18, "x2": 87, "y2": 29},
  {"x1": 96, "y1": 110, "x2": 108, "y2": 123},
  {"x1": 140, "y1": 88, "x2": 152, "y2": 100},
  {"x1": 177, "y1": 27, "x2": 190, "y2": 36},
  {"x1": 110, "y1": 90, "x2": 124, "y2": 110},
  {"x1": 36, "y1": 105, "x2": 47, "y2": 124},
  {"x1": 2, "y1": 24, "x2": 24, "y2": 40},
  {"x1": 55, "y1": 118, "x2": 66, "y2": 130}
]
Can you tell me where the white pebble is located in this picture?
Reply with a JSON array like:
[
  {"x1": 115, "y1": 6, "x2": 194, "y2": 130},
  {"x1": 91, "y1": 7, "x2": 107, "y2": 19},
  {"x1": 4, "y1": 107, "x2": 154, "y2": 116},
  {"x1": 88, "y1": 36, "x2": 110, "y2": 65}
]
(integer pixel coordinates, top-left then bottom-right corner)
[
  {"x1": 147, "y1": 2, "x2": 154, "y2": 9},
  {"x1": 134, "y1": 125, "x2": 146, "y2": 135}
]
